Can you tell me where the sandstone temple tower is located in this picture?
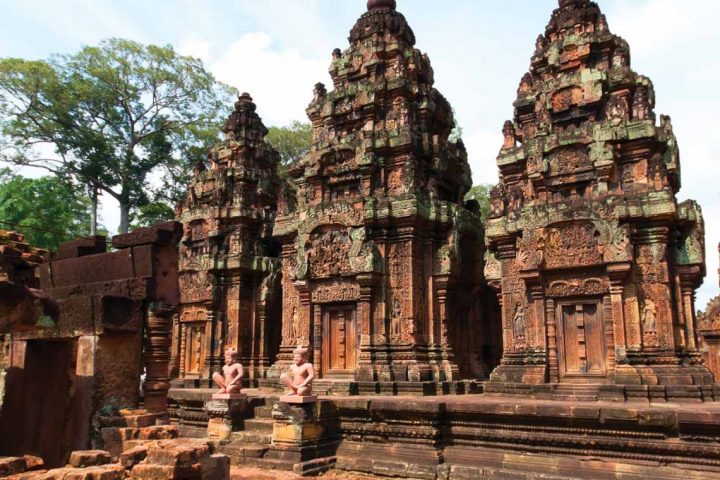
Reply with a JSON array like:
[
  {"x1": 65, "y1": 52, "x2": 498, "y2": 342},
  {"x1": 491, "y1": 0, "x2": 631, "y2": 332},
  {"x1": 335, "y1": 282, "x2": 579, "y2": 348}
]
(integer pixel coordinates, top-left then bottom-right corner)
[
  {"x1": 268, "y1": 0, "x2": 490, "y2": 390},
  {"x1": 485, "y1": 0, "x2": 711, "y2": 400},
  {"x1": 173, "y1": 93, "x2": 282, "y2": 384}
]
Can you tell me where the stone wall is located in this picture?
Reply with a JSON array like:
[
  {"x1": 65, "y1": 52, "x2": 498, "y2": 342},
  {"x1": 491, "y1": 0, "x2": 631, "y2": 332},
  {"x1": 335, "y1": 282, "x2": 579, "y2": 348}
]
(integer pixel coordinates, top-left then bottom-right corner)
[{"x1": 0, "y1": 222, "x2": 181, "y2": 467}]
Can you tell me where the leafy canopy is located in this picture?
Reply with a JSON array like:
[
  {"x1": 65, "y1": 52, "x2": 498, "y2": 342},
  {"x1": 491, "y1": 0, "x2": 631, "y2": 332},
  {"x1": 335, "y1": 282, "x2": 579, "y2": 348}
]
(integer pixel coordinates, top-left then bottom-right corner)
[
  {"x1": 0, "y1": 38, "x2": 236, "y2": 233},
  {"x1": 465, "y1": 184, "x2": 492, "y2": 222},
  {"x1": 0, "y1": 169, "x2": 94, "y2": 250}
]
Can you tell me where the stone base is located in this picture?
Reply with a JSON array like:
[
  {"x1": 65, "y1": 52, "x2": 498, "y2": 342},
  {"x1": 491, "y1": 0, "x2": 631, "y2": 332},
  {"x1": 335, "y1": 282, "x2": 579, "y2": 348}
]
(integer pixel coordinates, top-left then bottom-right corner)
[
  {"x1": 483, "y1": 380, "x2": 718, "y2": 402},
  {"x1": 279, "y1": 395, "x2": 318, "y2": 404},
  {"x1": 204, "y1": 396, "x2": 248, "y2": 441},
  {"x1": 211, "y1": 393, "x2": 246, "y2": 400}
]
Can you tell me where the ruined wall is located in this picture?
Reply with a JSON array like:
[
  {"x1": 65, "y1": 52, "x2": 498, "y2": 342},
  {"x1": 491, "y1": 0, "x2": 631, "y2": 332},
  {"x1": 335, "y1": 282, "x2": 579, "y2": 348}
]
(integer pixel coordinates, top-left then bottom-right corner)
[{"x1": 0, "y1": 223, "x2": 181, "y2": 467}]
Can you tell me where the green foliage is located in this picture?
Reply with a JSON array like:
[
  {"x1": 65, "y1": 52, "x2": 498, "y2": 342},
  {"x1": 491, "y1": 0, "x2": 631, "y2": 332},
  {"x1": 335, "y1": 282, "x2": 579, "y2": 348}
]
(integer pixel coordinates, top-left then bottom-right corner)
[
  {"x1": 0, "y1": 169, "x2": 93, "y2": 250},
  {"x1": 130, "y1": 202, "x2": 175, "y2": 230},
  {"x1": 266, "y1": 121, "x2": 312, "y2": 170},
  {"x1": 0, "y1": 38, "x2": 236, "y2": 233},
  {"x1": 465, "y1": 184, "x2": 492, "y2": 222}
]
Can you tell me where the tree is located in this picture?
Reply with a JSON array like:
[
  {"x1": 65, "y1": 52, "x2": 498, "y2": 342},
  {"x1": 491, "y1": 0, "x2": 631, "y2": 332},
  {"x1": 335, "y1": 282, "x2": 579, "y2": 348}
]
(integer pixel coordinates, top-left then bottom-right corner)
[
  {"x1": 0, "y1": 38, "x2": 236, "y2": 234},
  {"x1": 0, "y1": 169, "x2": 94, "y2": 250},
  {"x1": 465, "y1": 184, "x2": 492, "y2": 222},
  {"x1": 266, "y1": 121, "x2": 312, "y2": 171}
]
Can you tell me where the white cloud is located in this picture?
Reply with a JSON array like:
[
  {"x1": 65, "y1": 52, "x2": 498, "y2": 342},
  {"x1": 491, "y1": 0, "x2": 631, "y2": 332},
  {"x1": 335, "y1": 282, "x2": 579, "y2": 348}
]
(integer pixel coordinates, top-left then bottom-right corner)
[
  {"x1": 464, "y1": 128, "x2": 502, "y2": 185},
  {"x1": 178, "y1": 34, "x2": 213, "y2": 62},
  {"x1": 210, "y1": 32, "x2": 330, "y2": 125}
]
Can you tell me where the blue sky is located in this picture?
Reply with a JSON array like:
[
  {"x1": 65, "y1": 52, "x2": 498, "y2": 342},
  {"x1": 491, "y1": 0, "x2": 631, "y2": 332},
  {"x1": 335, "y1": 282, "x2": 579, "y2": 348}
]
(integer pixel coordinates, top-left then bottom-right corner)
[{"x1": 1, "y1": 0, "x2": 719, "y2": 307}]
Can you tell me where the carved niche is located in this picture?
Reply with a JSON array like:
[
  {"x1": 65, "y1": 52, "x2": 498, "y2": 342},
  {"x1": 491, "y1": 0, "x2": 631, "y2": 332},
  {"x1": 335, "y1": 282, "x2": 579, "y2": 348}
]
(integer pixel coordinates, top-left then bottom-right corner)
[
  {"x1": 550, "y1": 86, "x2": 583, "y2": 112},
  {"x1": 544, "y1": 221, "x2": 603, "y2": 269},
  {"x1": 548, "y1": 146, "x2": 592, "y2": 176}
]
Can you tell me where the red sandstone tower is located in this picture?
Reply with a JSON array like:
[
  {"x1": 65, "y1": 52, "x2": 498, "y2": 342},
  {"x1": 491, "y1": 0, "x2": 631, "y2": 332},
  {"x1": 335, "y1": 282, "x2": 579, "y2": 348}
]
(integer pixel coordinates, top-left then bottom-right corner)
[
  {"x1": 267, "y1": 0, "x2": 492, "y2": 393},
  {"x1": 173, "y1": 93, "x2": 282, "y2": 384},
  {"x1": 485, "y1": 0, "x2": 713, "y2": 401}
]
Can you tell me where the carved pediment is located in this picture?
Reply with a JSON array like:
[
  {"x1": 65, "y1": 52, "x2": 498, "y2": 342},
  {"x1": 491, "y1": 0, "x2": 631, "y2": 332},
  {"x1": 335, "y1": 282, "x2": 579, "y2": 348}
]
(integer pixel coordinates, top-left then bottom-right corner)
[
  {"x1": 544, "y1": 221, "x2": 603, "y2": 269},
  {"x1": 307, "y1": 227, "x2": 353, "y2": 279}
]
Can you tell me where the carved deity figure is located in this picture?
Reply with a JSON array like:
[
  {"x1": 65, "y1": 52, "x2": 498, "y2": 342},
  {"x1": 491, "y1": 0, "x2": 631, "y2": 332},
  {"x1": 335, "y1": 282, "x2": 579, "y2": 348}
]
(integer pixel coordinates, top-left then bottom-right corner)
[
  {"x1": 513, "y1": 303, "x2": 526, "y2": 341},
  {"x1": 280, "y1": 345, "x2": 315, "y2": 396},
  {"x1": 212, "y1": 349, "x2": 244, "y2": 394},
  {"x1": 642, "y1": 299, "x2": 657, "y2": 333}
]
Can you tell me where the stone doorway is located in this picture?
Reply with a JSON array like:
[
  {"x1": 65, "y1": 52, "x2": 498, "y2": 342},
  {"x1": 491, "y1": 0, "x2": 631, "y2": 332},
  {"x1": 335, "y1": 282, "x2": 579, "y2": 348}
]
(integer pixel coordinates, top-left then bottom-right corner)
[
  {"x1": 556, "y1": 301, "x2": 607, "y2": 381},
  {"x1": 321, "y1": 304, "x2": 358, "y2": 376}
]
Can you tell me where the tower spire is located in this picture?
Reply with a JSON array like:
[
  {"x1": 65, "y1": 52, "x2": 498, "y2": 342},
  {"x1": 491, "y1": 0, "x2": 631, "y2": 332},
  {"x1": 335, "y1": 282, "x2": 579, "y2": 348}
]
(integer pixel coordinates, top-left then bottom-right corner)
[{"x1": 367, "y1": 0, "x2": 396, "y2": 11}]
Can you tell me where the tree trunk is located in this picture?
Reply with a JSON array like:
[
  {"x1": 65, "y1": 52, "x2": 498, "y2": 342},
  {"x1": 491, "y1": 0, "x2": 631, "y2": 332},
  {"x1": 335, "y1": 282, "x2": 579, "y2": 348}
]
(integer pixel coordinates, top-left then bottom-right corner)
[
  {"x1": 90, "y1": 187, "x2": 98, "y2": 236},
  {"x1": 119, "y1": 202, "x2": 130, "y2": 234}
]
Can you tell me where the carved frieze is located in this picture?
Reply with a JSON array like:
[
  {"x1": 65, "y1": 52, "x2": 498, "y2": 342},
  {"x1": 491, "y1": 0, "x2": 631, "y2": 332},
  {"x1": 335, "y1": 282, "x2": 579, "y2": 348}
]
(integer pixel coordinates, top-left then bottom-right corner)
[{"x1": 311, "y1": 281, "x2": 361, "y2": 304}]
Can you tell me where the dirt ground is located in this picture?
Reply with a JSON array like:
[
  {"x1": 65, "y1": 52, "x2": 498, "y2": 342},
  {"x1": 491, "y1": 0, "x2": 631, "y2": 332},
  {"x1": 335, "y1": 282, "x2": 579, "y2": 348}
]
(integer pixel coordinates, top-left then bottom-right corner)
[{"x1": 229, "y1": 466, "x2": 381, "y2": 480}]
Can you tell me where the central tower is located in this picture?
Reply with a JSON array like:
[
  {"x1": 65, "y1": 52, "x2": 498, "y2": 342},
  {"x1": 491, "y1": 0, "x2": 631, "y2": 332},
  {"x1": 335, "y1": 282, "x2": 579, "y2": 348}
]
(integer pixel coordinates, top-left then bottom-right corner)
[{"x1": 269, "y1": 0, "x2": 490, "y2": 390}]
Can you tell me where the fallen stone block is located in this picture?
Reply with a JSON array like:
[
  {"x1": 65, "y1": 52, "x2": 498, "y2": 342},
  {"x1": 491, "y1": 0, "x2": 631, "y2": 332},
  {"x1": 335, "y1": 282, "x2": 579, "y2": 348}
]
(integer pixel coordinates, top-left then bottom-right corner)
[{"x1": 68, "y1": 451, "x2": 113, "y2": 468}]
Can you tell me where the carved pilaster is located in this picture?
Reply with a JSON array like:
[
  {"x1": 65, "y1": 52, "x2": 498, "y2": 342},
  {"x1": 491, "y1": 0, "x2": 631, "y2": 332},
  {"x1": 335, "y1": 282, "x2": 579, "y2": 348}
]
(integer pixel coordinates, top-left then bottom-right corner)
[
  {"x1": 546, "y1": 298, "x2": 558, "y2": 382},
  {"x1": 144, "y1": 302, "x2": 174, "y2": 417},
  {"x1": 608, "y1": 262, "x2": 631, "y2": 364}
]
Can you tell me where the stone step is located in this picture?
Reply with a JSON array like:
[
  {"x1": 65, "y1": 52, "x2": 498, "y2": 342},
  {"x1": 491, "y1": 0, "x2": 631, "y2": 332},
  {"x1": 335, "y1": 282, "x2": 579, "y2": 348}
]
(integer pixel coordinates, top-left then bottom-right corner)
[
  {"x1": 218, "y1": 442, "x2": 269, "y2": 466},
  {"x1": 243, "y1": 418, "x2": 274, "y2": 434},
  {"x1": 231, "y1": 431, "x2": 271, "y2": 445},
  {"x1": 252, "y1": 405, "x2": 275, "y2": 419}
]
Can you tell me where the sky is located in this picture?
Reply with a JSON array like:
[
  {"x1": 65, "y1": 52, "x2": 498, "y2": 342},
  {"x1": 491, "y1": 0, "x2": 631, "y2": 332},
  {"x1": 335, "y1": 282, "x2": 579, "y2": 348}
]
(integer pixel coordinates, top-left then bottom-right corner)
[{"x1": 0, "y1": 0, "x2": 718, "y2": 307}]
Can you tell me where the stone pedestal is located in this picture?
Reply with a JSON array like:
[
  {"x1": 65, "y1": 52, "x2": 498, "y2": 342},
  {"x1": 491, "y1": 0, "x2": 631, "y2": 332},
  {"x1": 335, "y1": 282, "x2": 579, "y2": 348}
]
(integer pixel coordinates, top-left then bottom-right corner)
[
  {"x1": 204, "y1": 395, "x2": 247, "y2": 441},
  {"x1": 264, "y1": 399, "x2": 338, "y2": 475}
]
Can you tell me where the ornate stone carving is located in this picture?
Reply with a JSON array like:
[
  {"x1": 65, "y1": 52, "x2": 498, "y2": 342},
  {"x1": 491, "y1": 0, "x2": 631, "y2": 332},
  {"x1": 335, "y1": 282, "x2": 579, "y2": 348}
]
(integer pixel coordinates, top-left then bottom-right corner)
[
  {"x1": 486, "y1": 0, "x2": 710, "y2": 389},
  {"x1": 544, "y1": 222, "x2": 602, "y2": 269}
]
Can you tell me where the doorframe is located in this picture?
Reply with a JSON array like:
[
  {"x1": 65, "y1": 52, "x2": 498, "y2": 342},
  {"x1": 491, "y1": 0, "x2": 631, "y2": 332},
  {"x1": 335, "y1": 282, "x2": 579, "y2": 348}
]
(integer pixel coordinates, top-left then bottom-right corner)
[
  {"x1": 321, "y1": 303, "x2": 359, "y2": 378},
  {"x1": 554, "y1": 297, "x2": 608, "y2": 382}
]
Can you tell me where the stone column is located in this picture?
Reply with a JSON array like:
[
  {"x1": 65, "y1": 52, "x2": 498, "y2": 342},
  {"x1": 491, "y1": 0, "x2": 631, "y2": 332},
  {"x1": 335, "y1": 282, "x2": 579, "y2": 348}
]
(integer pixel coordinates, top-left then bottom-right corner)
[
  {"x1": 310, "y1": 298, "x2": 322, "y2": 377},
  {"x1": 680, "y1": 282, "x2": 698, "y2": 352},
  {"x1": 356, "y1": 273, "x2": 375, "y2": 381},
  {"x1": 434, "y1": 275, "x2": 459, "y2": 381},
  {"x1": 545, "y1": 298, "x2": 558, "y2": 383},
  {"x1": 144, "y1": 302, "x2": 174, "y2": 417},
  {"x1": 607, "y1": 262, "x2": 631, "y2": 364}
]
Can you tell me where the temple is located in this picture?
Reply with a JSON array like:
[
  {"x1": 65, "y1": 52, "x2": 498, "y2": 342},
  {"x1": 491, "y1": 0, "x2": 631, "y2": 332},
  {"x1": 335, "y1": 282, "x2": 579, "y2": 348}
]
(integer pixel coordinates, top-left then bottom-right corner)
[
  {"x1": 1, "y1": 1, "x2": 720, "y2": 479},
  {"x1": 484, "y1": 0, "x2": 711, "y2": 401},
  {"x1": 267, "y1": 0, "x2": 492, "y2": 392},
  {"x1": 173, "y1": 93, "x2": 282, "y2": 383}
]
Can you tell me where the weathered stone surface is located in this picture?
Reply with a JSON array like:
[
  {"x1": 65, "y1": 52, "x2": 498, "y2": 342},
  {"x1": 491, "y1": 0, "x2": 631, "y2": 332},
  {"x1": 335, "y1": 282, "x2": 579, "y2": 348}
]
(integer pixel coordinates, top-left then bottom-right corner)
[
  {"x1": 485, "y1": 0, "x2": 712, "y2": 398},
  {"x1": 68, "y1": 451, "x2": 112, "y2": 468},
  {"x1": 119, "y1": 447, "x2": 148, "y2": 470},
  {"x1": 1, "y1": 223, "x2": 180, "y2": 467},
  {"x1": 0, "y1": 457, "x2": 27, "y2": 476},
  {"x1": 0, "y1": 231, "x2": 56, "y2": 335}
]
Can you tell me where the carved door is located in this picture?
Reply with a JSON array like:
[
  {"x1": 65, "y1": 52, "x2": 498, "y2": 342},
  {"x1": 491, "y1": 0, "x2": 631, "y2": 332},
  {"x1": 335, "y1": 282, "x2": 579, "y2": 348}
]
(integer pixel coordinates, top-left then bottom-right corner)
[
  {"x1": 184, "y1": 323, "x2": 206, "y2": 376},
  {"x1": 322, "y1": 305, "x2": 357, "y2": 375},
  {"x1": 556, "y1": 302, "x2": 606, "y2": 379}
]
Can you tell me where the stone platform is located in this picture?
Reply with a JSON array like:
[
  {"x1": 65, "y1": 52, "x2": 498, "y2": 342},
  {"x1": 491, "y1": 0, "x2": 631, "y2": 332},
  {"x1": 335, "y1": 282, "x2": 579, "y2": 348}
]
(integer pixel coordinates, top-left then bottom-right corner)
[{"x1": 168, "y1": 387, "x2": 720, "y2": 479}]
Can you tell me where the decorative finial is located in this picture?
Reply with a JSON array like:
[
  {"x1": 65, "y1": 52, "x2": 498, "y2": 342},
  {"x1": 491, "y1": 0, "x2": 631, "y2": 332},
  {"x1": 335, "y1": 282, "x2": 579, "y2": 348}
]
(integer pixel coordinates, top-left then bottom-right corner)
[{"x1": 367, "y1": 0, "x2": 396, "y2": 11}]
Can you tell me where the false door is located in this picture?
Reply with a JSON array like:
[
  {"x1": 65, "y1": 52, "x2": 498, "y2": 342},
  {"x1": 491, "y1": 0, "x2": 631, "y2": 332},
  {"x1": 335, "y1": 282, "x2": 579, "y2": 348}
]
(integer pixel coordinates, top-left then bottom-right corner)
[
  {"x1": 322, "y1": 304, "x2": 357, "y2": 375},
  {"x1": 556, "y1": 302, "x2": 607, "y2": 380},
  {"x1": 183, "y1": 323, "x2": 206, "y2": 377}
]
